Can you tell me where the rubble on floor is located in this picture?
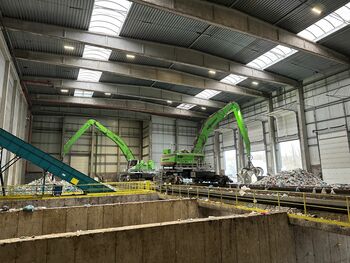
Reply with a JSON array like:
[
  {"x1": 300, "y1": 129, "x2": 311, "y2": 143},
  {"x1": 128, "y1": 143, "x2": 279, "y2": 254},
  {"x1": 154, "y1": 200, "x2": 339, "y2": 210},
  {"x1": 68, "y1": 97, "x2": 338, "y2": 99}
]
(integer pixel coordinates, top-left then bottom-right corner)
[
  {"x1": 12, "y1": 176, "x2": 82, "y2": 195},
  {"x1": 254, "y1": 169, "x2": 328, "y2": 187}
]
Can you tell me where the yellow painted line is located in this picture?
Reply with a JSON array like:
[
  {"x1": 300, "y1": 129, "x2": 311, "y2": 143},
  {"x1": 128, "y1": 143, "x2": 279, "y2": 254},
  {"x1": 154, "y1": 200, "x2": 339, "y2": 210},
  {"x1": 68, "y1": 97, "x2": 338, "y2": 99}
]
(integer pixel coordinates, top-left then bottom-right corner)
[
  {"x1": 288, "y1": 213, "x2": 350, "y2": 228},
  {"x1": 0, "y1": 190, "x2": 156, "y2": 201}
]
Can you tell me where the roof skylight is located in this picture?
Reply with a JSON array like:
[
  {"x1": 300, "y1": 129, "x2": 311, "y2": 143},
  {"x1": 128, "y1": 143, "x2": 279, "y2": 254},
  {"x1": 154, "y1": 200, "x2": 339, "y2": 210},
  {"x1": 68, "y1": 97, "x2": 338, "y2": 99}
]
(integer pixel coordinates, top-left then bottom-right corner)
[
  {"x1": 177, "y1": 103, "x2": 196, "y2": 110},
  {"x1": 247, "y1": 45, "x2": 297, "y2": 70},
  {"x1": 195, "y1": 89, "x2": 221, "y2": 100},
  {"x1": 89, "y1": 0, "x2": 132, "y2": 36},
  {"x1": 220, "y1": 74, "x2": 247, "y2": 85},
  {"x1": 74, "y1": 89, "x2": 94, "y2": 98},
  {"x1": 298, "y1": 3, "x2": 350, "y2": 42},
  {"x1": 82, "y1": 45, "x2": 112, "y2": 60},
  {"x1": 77, "y1": 69, "x2": 102, "y2": 82}
]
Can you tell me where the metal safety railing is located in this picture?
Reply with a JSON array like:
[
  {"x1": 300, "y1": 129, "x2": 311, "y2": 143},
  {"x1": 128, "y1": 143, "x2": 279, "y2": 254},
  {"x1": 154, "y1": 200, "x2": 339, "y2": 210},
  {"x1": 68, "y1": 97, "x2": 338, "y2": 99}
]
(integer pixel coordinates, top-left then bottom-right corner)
[
  {"x1": 158, "y1": 184, "x2": 350, "y2": 225},
  {"x1": 0, "y1": 181, "x2": 156, "y2": 199}
]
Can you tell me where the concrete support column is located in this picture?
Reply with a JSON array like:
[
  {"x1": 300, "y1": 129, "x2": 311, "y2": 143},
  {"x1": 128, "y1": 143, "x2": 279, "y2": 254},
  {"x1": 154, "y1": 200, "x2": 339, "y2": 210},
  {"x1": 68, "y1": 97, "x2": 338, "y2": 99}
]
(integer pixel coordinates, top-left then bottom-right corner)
[
  {"x1": 117, "y1": 119, "x2": 121, "y2": 173},
  {"x1": 268, "y1": 98, "x2": 278, "y2": 174},
  {"x1": 296, "y1": 87, "x2": 311, "y2": 171},
  {"x1": 90, "y1": 125, "x2": 95, "y2": 177},
  {"x1": 213, "y1": 131, "x2": 221, "y2": 174},
  {"x1": 0, "y1": 61, "x2": 10, "y2": 128}
]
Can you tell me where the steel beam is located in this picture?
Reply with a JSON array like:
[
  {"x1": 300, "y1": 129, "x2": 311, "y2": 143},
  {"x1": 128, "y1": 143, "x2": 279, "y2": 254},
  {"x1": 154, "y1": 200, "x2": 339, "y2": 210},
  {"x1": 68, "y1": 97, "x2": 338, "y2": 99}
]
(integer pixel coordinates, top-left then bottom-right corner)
[
  {"x1": 3, "y1": 18, "x2": 299, "y2": 87},
  {"x1": 30, "y1": 94, "x2": 208, "y2": 119},
  {"x1": 129, "y1": 0, "x2": 350, "y2": 65},
  {"x1": 22, "y1": 77, "x2": 226, "y2": 109},
  {"x1": 15, "y1": 50, "x2": 267, "y2": 98}
]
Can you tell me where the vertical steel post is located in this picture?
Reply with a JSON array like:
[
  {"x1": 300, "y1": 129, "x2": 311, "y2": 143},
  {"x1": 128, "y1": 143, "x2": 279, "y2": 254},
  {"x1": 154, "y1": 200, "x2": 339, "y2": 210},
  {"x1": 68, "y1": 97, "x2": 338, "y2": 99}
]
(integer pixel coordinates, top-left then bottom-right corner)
[
  {"x1": 277, "y1": 192, "x2": 281, "y2": 208},
  {"x1": 303, "y1": 193, "x2": 307, "y2": 214},
  {"x1": 0, "y1": 149, "x2": 5, "y2": 196},
  {"x1": 346, "y1": 196, "x2": 350, "y2": 223}
]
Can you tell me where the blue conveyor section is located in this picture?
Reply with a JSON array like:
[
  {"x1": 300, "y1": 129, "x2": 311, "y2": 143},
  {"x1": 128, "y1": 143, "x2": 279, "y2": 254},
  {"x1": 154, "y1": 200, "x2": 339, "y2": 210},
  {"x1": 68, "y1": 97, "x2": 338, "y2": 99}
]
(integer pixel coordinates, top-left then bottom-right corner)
[{"x1": 0, "y1": 128, "x2": 114, "y2": 193}]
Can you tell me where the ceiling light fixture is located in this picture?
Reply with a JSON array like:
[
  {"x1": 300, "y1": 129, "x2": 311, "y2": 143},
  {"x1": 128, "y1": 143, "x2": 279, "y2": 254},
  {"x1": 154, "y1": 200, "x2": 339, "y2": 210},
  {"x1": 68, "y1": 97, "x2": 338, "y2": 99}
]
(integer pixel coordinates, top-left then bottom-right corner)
[
  {"x1": 252, "y1": 81, "x2": 259, "y2": 86},
  {"x1": 60, "y1": 89, "x2": 69, "y2": 93},
  {"x1": 104, "y1": 92, "x2": 111, "y2": 96},
  {"x1": 312, "y1": 7, "x2": 322, "y2": 15},
  {"x1": 126, "y1": 54, "x2": 135, "y2": 59},
  {"x1": 167, "y1": 100, "x2": 172, "y2": 104},
  {"x1": 208, "y1": 70, "x2": 216, "y2": 75},
  {"x1": 64, "y1": 45, "x2": 75, "y2": 50},
  {"x1": 201, "y1": 106, "x2": 206, "y2": 110}
]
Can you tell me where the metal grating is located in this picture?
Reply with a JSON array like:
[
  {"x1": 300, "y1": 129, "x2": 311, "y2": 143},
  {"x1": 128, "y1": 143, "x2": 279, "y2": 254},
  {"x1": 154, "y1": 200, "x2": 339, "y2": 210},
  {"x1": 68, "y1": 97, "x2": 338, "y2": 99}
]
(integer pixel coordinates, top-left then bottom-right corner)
[
  {"x1": 0, "y1": 0, "x2": 94, "y2": 30},
  {"x1": 8, "y1": 31, "x2": 84, "y2": 56},
  {"x1": 120, "y1": 3, "x2": 209, "y2": 47},
  {"x1": 99, "y1": 72, "x2": 154, "y2": 86},
  {"x1": 109, "y1": 51, "x2": 172, "y2": 68},
  {"x1": 266, "y1": 52, "x2": 347, "y2": 80},
  {"x1": 17, "y1": 60, "x2": 79, "y2": 79},
  {"x1": 320, "y1": 26, "x2": 350, "y2": 57}
]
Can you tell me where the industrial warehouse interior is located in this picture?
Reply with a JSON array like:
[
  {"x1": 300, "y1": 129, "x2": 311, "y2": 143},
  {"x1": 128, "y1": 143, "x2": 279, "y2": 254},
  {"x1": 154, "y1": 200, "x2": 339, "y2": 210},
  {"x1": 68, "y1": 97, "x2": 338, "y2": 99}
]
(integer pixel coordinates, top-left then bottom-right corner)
[{"x1": 0, "y1": 0, "x2": 350, "y2": 262}]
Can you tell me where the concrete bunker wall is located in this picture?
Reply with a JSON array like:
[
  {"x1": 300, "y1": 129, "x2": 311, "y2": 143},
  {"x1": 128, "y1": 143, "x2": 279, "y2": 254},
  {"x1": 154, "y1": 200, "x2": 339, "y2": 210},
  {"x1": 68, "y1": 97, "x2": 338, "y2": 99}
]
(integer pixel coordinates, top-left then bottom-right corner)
[
  {"x1": 0, "y1": 212, "x2": 296, "y2": 263},
  {"x1": 0, "y1": 199, "x2": 199, "y2": 240}
]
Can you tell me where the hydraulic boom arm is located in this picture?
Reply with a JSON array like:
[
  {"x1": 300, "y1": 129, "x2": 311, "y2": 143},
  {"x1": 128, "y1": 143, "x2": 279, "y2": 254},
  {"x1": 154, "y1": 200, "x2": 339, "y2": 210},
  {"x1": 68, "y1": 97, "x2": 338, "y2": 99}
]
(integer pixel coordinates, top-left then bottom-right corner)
[
  {"x1": 192, "y1": 102, "x2": 251, "y2": 157},
  {"x1": 63, "y1": 119, "x2": 135, "y2": 161}
]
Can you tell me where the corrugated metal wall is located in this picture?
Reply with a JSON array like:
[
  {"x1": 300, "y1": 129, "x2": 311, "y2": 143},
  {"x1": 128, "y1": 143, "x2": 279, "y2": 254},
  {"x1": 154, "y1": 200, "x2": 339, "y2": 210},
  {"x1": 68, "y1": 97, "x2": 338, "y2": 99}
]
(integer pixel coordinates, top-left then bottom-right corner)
[
  {"x1": 151, "y1": 115, "x2": 198, "y2": 168},
  {"x1": 0, "y1": 32, "x2": 29, "y2": 186},
  {"x1": 29, "y1": 116, "x2": 144, "y2": 181}
]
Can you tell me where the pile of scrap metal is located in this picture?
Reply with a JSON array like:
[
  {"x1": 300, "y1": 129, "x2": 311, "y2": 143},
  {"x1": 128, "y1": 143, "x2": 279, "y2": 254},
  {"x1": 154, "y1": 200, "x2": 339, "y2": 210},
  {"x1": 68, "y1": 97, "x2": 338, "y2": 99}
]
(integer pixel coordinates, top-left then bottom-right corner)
[{"x1": 254, "y1": 169, "x2": 327, "y2": 187}]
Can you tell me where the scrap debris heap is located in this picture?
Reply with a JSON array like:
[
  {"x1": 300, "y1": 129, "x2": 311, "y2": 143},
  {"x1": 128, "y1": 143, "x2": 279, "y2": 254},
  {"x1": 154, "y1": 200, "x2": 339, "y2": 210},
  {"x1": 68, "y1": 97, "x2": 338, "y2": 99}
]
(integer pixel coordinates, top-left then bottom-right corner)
[{"x1": 254, "y1": 169, "x2": 327, "y2": 187}]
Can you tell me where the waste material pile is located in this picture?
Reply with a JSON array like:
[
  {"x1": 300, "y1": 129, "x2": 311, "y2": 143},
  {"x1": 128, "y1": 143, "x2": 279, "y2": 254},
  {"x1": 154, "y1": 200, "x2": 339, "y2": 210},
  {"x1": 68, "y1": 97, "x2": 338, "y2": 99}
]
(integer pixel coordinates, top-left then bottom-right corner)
[
  {"x1": 254, "y1": 169, "x2": 327, "y2": 187},
  {"x1": 11, "y1": 176, "x2": 82, "y2": 195}
]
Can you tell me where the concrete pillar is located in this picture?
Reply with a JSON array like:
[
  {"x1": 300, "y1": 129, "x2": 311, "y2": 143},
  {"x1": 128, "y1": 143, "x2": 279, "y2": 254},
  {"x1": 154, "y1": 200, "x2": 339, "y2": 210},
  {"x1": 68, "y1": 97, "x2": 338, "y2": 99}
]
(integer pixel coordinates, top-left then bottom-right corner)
[
  {"x1": 139, "y1": 121, "x2": 143, "y2": 161},
  {"x1": 295, "y1": 87, "x2": 311, "y2": 171},
  {"x1": 0, "y1": 61, "x2": 10, "y2": 128},
  {"x1": 117, "y1": 119, "x2": 121, "y2": 173},
  {"x1": 213, "y1": 131, "x2": 221, "y2": 174},
  {"x1": 268, "y1": 98, "x2": 278, "y2": 174}
]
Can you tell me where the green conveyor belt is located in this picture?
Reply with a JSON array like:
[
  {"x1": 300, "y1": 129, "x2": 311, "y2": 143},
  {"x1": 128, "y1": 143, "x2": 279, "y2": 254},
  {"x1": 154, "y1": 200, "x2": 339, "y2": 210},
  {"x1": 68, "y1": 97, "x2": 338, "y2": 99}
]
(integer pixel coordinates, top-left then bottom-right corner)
[{"x1": 0, "y1": 128, "x2": 114, "y2": 193}]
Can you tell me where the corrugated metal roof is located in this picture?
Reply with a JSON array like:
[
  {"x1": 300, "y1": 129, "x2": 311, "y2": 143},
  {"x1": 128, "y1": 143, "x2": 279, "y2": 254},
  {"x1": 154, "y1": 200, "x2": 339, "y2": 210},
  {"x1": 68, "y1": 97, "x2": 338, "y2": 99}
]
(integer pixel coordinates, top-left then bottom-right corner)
[
  {"x1": 207, "y1": 0, "x2": 348, "y2": 33},
  {"x1": 0, "y1": 0, "x2": 94, "y2": 30},
  {"x1": 171, "y1": 64, "x2": 227, "y2": 81},
  {"x1": 109, "y1": 51, "x2": 172, "y2": 68},
  {"x1": 99, "y1": 72, "x2": 154, "y2": 86},
  {"x1": 120, "y1": 3, "x2": 209, "y2": 47},
  {"x1": 27, "y1": 84, "x2": 58, "y2": 95},
  {"x1": 211, "y1": 92, "x2": 248, "y2": 104},
  {"x1": 320, "y1": 26, "x2": 350, "y2": 57},
  {"x1": 153, "y1": 82, "x2": 202, "y2": 96},
  {"x1": 266, "y1": 52, "x2": 347, "y2": 80},
  {"x1": 8, "y1": 31, "x2": 84, "y2": 56},
  {"x1": 18, "y1": 60, "x2": 79, "y2": 79},
  {"x1": 275, "y1": 0, "x2": 349, "y2": 33},
  {"x1": 238, "y1": 78, "x2": 282, "y2": 93}
]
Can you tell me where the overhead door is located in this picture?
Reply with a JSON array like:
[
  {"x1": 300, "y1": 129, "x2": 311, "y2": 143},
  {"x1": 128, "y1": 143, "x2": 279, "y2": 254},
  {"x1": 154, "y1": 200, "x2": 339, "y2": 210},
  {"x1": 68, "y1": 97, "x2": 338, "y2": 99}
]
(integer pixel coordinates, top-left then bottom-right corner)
[{"x1": 318, "y1": 129, "x2": 350, "y2": 184}]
